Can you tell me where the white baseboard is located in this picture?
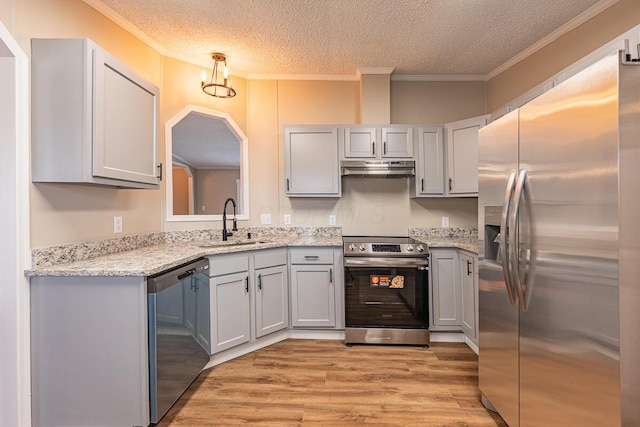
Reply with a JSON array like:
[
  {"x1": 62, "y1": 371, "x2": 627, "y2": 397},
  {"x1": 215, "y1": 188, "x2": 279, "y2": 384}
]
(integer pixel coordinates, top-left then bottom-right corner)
[{"x1": 288, "y1": 329, "x2": 345, "y2": 340}]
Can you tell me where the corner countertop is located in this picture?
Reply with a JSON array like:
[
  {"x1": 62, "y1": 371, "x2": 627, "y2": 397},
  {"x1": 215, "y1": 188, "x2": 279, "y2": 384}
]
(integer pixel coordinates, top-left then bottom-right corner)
[
  {"x1": 409, "y1": 227, "x2": 478, "y2": 254},
  {"x1": 26, "y1": 235, "x2": 342, "y2": 278}
]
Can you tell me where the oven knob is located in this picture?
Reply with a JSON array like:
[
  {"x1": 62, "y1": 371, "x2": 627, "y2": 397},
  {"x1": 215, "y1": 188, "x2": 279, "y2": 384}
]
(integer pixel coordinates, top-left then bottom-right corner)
[
  {"x1": 348, "y1": 243, "x2": 356, "y2": 252},
  {"x1": 407, "y1": 245, "x2": 414, "y2": 252},
  {"x1": 417, "y1": 244, "x2": 425, "y2": 253},
  {"x1": 359, "y1": 244, "x2": 366, "y2": 251}
]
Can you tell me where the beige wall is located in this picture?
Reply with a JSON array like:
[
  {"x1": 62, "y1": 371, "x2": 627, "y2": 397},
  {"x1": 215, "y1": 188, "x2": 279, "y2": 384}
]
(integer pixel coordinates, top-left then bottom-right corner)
[
  {"x1": 195, "y1": 169, "x2": 240, "y2": 215},
  {"x1": 487, "y1": 0, "x2": 640, "y2": 112},
  {"x1": 15, "y1": 0, "x2": 164, "y2": 247}
]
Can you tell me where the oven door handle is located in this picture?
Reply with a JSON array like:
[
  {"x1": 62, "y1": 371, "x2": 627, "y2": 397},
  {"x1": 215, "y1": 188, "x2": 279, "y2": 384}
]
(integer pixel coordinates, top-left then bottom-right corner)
[{"x1": 344, "y1": 257, "x2": 429, "y2": 268}]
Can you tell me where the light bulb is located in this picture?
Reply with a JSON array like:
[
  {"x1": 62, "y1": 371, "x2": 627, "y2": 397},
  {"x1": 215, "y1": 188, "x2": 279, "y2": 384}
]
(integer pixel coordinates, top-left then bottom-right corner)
[{"x1": 201, "y1": 70, "x2": 207, "y2": 83}]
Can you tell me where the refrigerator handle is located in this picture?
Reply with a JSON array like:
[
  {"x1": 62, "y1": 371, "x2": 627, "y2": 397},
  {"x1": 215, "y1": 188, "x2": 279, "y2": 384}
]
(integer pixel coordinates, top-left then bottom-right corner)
[
  {"x1": 500, "y1": 171, "x2": 518, "y2": 305},
  {"x1": 509, "y1": 169, "x2": 529, "y2": 312}
]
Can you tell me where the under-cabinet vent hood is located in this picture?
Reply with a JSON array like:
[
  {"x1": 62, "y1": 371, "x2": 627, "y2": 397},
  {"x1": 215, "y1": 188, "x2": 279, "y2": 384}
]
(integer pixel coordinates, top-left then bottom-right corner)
[{"x1": 340, "y1": 160, "x2": 415, "y2": 178}]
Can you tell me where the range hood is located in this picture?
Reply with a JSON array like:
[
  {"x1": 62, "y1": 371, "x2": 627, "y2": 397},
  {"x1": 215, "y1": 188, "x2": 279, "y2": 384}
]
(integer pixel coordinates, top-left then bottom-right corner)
[{"x1": 340, "y1": 160, "x2": 415, "y2": 178}]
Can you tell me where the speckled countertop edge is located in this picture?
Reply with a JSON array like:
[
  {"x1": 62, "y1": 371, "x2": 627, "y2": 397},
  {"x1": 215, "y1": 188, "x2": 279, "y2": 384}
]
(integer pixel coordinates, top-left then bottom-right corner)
[
  {"x1": 27, "y1": 226, "x2": 478, "y2": 277},
  {"x1": 27, "y1": 232, "x2": 343, "y2": 277}
]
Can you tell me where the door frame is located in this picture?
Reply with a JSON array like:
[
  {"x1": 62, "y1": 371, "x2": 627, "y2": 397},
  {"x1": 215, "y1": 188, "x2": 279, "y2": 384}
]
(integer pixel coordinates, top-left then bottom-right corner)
[{"x1": 0, "y1": 18, "x2": 31, "y2": 427}]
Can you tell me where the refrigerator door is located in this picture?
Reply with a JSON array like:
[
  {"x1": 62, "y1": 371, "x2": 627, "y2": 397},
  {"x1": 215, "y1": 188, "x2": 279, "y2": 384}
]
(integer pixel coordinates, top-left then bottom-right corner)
[
  {"x1": 478, "y1": 110, "x2": 520, "y2": 427},
  {"x1": 517, "y1": 53, "x2": 621, "y2": 426}
]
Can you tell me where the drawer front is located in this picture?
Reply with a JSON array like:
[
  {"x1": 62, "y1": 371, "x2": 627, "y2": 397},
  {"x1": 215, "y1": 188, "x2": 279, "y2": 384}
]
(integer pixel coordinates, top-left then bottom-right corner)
[
  {"x1": 289, "y1": 249, "x2": 334, "y2": 264},
  {"x1": 254, "y1": 249, "x2": 287, "y2": 269},
  {"x1": 208, "y1": 254, "x2": 249, "y2": 276}
]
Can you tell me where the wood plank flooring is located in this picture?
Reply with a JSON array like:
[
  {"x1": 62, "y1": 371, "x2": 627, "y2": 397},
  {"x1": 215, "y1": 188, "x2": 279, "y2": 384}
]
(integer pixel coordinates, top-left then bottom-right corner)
[{"x1": 157, "y1": 339, "x2": 508, "y2": 426}]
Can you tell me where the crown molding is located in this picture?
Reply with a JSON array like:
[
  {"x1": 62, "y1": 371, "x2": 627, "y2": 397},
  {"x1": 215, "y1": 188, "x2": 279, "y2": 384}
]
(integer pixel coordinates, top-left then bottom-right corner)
[
  {"x1": 486, "y1": 0, "x2": 620, "y2": 79},
  {"x1": 357, "y1": 67, "x2": 396, "y2": 77},
  {"x1": 247, "y1": 73, "x2": 359, "y2": 81},
  {"x1": 392, "y1": 74, "x2": 487, "y2": 82},
  {"x1": 83, "y1": 0, "x2": 166, "y2": 54}
]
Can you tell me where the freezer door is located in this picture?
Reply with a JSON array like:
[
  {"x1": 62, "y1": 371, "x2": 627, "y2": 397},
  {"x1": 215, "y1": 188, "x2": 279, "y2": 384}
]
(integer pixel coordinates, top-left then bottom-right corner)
[
  {"x1": 478, "y1": 110, "x2": 519, "y2": 427},
  {"x1": 517, "y1": 53, "x2": 621, "y2": 427}
]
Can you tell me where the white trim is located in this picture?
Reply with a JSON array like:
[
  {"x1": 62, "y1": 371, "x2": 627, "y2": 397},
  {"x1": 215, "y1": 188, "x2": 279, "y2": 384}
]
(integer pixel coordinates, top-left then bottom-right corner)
[
  {"x1": 487, "y1": 0, "x2": 620, "y2": 79},
  {"x1": 165, "y1": 105, "x2": 250, "y2": 222},
  {"x1": 82, "y1": 0, "x2": 166, "y2": 54},
  {"x1": 357, "y1": 67, "x2": 396, "y2": 76},
  {"x1": 0, "y1": 19, "x2": 31, "y2": 427},
  {"x1": 392, "y1": 74, "x2": 487, "y2": 82},
  {"x1": 247, "y1": 73, "x2": 359, "y2": 81}
]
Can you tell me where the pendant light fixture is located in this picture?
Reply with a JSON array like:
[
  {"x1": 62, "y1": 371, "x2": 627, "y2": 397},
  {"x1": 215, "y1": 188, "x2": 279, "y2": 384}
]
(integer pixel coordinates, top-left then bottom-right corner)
[{"x1": 201, "y1": 52, "x2": 236, "y2": 98}]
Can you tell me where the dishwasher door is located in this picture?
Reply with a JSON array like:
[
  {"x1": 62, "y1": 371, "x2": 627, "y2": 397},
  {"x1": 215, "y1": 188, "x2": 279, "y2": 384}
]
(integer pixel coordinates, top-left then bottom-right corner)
[{"x1": 148, "y1": 258, "x2": 210, "y2": 424}]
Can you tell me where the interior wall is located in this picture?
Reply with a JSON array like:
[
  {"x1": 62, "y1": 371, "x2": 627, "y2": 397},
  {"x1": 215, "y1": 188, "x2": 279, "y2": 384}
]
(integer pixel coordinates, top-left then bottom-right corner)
[
  {"x1": 246, "y1": 78, "x2": 485, "y2": 235},
  {"x1": 15, "y1": 0, "x2": 164, "y2": 247},
  {"x1": 487, "y1": 0, "x2": 640, "y2": 112},
  {"x1": 195, "y1": 169, "x2": 240, "y2": 215},
  {"x1": 162, "y1": 56, "x2": 248, "y2": 231}
]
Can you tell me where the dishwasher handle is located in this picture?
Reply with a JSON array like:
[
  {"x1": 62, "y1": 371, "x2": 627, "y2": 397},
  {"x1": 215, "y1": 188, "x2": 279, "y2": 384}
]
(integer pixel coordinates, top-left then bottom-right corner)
[{"x1": 147, "y1": 258, "x2": 209, "y2": 293}]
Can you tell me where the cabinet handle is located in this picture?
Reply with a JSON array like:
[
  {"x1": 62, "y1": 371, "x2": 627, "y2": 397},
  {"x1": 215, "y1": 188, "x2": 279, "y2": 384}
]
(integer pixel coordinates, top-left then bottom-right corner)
[
  {"x1": 449, "y1": 177, "x2": 452, "y2": 191},
  {"x1": 258, "y1": 274, "x2": 262, "y2": 290},
  {"x1": 421, "y1": 178, "x2": 424, "y2": 192},
  {"x1": 372, "y1": 142, "x2": 375, "y2": 156},
  {"x1": 156, "y1": 163, "x2": 163, "y2": 181},
  {"x1": 304, "y1": 255, "x2": 319, "y2": 260},
  {"x1": 245, "y1": 277, "x2": 249, "y2": 293},
  {"x1": 383, "y1": 141, "x2": 387, "y2": 155},
  {"x1": 329, "y1": 268, "x2": 333, "y2": 284},
  {"x1": 467, "y1": 260, "x2": 472, "y2": 276},
  {"x1": 286, "y1": 178, "x2": 290, "y2": 191}
]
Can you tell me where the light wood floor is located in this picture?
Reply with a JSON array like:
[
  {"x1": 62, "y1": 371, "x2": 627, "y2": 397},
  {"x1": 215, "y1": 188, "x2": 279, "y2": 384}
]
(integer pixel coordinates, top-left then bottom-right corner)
[{"x1": 157, "y1": 339, "x2": 508, "y2": 426}]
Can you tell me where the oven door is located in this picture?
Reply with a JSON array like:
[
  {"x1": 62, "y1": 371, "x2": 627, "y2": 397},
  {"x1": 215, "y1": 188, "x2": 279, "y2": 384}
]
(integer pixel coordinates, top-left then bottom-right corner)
[{"x1": 344, "y1": 257, "x2": 429, "y2": 329}]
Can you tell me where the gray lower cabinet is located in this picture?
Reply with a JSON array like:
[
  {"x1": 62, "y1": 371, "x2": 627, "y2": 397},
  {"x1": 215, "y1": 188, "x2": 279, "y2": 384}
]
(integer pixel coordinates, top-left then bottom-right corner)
[
  {"x1": 459, "y1": 251, "x2": 478, "y2": 342},
  {"x1": 30, "y1": 276, "x2": 149, "y2": 427},
  {"x1": 209, "y1": 254, "x2": 251, "y2": 354},
  {"x1": 254, "y1": 250, "x2": 289, "y2": 338},
  {"x1": 289, "y1": 248, "x2": 344, "y2": 329},
  {"x1": 430, "y1": 249, "x2": 462, "y2": 330}
]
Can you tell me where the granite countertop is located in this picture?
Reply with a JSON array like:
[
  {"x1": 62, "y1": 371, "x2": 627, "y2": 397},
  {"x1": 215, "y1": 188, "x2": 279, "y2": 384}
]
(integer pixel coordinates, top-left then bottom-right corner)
[
  {"x1": 26, "y1": 226, "x2": 479, "y2": 278},
  {"x1": 27, "y1": 234, "x2": 343, "y2": 278}
]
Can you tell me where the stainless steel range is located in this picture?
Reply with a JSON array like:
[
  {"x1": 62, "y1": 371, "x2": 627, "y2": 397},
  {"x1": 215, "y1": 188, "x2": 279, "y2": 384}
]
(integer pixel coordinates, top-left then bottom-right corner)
[{"x1": 343, "y1": 236, "x2": 430, "y2": 346}]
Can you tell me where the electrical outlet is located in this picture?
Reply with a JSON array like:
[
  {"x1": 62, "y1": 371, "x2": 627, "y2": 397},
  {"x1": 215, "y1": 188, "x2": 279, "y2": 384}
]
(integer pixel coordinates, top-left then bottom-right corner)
[
  {"x1": 113, "y1": 216, "x2": 123, "y2": 233},
  {"x1": 284, "y1": 214, "x2": 291, "y2": 225},
  {"x1": 329, "y1": 215, "x2": 336, "y2": 226},
  {"x1": 260, "y1": 213, "x2": 272, "y2": 225},
  {"x1": 441, "y1": 216, "x2": 450, "y2": 228}
]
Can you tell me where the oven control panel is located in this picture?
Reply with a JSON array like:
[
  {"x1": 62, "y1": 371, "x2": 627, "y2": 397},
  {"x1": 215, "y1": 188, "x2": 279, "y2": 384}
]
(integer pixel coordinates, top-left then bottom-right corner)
[{"x1": 344, "y1": 237, "x2": 427, "y2": 256}]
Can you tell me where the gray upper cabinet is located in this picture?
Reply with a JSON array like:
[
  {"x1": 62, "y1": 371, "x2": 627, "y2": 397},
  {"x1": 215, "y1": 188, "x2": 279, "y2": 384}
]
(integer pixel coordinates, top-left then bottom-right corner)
[
  {"x1": 31, "y1": 38, "x2": 159, "y2": 189},
  {"x1": 445, "y1": 115, "x2": 489, "y2": 196},
  {"x1": 411, "y1": 126, "x2": 444, "y2": 197},
  {"x1": 284, "y1": 126, "x2": 341, "y2": 197},
  {"x1": 343, "y1": 126, "x2": 413, "y2": 159}
]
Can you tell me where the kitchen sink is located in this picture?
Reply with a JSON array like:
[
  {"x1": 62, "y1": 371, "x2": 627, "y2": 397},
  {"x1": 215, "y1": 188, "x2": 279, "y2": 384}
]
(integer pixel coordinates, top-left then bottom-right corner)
[{"x1": 195, "y1": 240, "x2": 270, "y2": 248}]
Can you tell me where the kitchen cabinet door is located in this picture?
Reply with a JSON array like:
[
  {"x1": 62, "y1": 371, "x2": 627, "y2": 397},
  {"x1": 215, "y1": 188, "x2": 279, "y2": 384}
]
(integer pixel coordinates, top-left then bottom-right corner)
[
  {"x1": 430, "y1": 249, "x2": 462, "y2": 329},
  {"x1": 381, "y1": 126, "x2": 413, "y2": 158},
  {"x1": 284, "y1": 126, "x2": 341, "y2": 197},
  {"x1": 344, "y1": 127, "x2": 376, "y2": 158},
  {"x1": 290, "y1": 264, "x2": 335, "y2": 327},
  {"x1": 412, "y1": 126, "x2": 445, "y2": 196},
  {"x1": 210, "y1": 271, "x2": 250, "y2": 353},
  {"x1": 445, "y1": 115, "x2": 489, "y2": 196},
  {"x1": 31, "y1": 38, "x2": 159, "y2": 189},
  {"x1": 459, "y1": 252, "x2": 477, "y2": 341},
  {"x1": 254, "y1": 265, "x2": 289, "y2": 338}
]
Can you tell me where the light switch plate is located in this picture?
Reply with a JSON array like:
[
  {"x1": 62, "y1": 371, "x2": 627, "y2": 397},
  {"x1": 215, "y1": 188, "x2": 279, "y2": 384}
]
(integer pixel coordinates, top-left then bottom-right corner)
[
  {"x1": 441, "y1": 216, "x2": 450, "y2": 228},
  {"x1": 284, "y1": 214, "x2": 291, "y2": 225},
  {"x1": 260, "y1": 213, "x2": 272, "y2": 225},
  {"x1": 329, "y1": 215, "x2": 336, "y2": 226}
]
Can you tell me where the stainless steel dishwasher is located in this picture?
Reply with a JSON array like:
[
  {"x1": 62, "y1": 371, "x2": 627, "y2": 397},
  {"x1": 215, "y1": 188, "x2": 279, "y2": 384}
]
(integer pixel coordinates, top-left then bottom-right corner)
[{"x1": 147, "y1": 258, "x2": 210, "y2": 424}]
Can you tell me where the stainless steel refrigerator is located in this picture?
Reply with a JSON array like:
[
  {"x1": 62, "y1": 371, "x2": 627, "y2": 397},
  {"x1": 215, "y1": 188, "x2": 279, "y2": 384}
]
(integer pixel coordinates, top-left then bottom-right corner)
[{"x1": 478, "y1": 51, "x2": 640, "y2": 427}]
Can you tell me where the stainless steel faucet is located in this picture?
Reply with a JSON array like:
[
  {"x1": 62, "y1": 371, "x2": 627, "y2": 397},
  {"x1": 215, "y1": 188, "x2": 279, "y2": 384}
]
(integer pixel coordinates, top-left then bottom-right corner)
[{"x1": 222, "y1": 197, "x2": 238, "y2": 241}]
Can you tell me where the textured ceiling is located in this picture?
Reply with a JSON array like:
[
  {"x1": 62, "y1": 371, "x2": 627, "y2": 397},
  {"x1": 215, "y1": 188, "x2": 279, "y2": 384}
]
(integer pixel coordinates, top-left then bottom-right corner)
[
  {"x1": 95, "y1": 0, "x2": 607, "y2": 78},
  {"x1": 173, "y1": 112, "x2": 240, "y2": 169}
]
